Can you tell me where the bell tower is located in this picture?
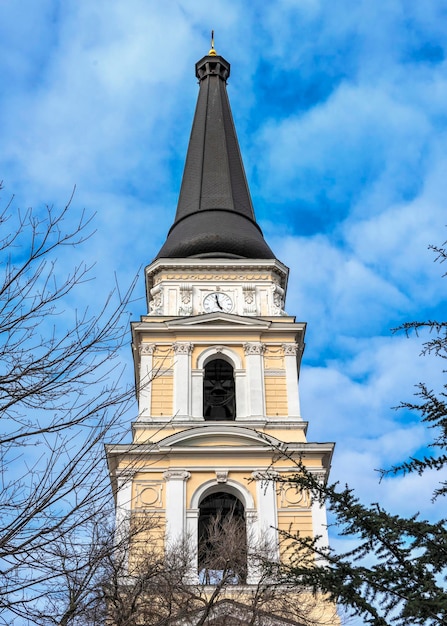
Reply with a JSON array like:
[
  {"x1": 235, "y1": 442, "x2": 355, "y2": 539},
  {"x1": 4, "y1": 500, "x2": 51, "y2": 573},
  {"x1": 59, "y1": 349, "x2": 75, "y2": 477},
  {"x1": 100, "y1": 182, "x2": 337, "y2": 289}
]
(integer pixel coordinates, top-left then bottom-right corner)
[{"x1": 106, "y1": 41, "x2": 338, "y2": 625}]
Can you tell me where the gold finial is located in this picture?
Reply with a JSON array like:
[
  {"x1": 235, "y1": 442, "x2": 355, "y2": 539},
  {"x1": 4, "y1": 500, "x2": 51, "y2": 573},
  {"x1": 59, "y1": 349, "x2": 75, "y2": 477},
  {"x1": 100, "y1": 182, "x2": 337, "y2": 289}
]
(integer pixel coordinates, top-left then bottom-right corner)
[{"x1": 208, "y1": 29, "x2": 217, "y2": 56}]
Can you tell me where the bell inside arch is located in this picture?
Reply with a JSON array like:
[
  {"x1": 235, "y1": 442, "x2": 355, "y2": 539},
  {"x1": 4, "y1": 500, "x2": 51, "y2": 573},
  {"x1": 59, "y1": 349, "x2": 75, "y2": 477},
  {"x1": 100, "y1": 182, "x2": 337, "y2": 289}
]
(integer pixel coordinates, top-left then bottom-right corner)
[{"x1": 203, "y1": 359, "x2": 236, "y2": 420}]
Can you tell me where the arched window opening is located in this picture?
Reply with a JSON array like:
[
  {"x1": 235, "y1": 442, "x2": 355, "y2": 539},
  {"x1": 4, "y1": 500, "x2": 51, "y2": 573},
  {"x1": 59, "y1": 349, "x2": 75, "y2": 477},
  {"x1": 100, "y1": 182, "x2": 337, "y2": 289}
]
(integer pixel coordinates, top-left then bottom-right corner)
[
  {"x1": 198, "y1": 492, "x2": 247, "y2": 584},
  {"x1": 203, "y1": 359, "x2": 236, "y2": 420}
]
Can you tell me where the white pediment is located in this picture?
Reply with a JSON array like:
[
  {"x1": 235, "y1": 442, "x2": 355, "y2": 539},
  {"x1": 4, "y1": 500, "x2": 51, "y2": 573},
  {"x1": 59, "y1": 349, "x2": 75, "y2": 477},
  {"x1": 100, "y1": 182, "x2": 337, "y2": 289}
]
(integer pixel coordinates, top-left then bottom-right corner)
[
  {"x1": 155, "y1": 425, "x2": 281, "y2": 450},
  {"x1": 165, "y1": 312, "x2": 270, "y2": 328}
]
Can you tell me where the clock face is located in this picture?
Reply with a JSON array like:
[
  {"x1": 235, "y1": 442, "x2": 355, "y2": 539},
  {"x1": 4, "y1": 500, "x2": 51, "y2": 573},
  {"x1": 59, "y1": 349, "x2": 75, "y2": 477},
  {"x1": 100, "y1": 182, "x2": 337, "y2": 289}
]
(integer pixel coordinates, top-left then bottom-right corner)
[{"x1": 203, "y1": 292, "x2": 233, "y2": 313}]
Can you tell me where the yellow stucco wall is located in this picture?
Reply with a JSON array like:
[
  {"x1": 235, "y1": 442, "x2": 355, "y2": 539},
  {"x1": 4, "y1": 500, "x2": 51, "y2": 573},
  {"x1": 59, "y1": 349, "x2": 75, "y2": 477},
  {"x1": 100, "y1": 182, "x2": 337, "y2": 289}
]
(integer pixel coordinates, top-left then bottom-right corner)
[
  {"x1": 265, "y1": 375, "x2": 288, "y2": 416},
  {"x1": 150, "y1": 373, "x2": 173, "y2": 416}
]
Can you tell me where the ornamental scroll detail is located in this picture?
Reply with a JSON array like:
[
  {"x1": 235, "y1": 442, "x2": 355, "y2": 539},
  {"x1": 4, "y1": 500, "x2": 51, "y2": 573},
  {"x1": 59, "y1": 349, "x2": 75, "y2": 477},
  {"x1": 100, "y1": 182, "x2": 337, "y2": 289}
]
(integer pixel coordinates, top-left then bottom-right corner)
[
  {"x1": 243, "y1": 283, "x2": 257, "y2": 315},
  {"x1": 179, "y1": 283, "x2": 193, "y2": 316},
  {"x1": 149, "y1": 284, "x2": 163, "y2": 315},
  {"x1": 271, "y1": 284, "x2": 286, "y2": 316}
]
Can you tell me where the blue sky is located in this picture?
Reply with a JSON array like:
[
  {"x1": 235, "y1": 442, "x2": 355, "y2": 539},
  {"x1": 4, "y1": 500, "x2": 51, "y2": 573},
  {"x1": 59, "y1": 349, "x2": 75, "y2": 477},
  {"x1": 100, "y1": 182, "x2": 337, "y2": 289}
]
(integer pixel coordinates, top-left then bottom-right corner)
[{"x1": 1, "y1": 0, "x2": 446, "y2": 598}]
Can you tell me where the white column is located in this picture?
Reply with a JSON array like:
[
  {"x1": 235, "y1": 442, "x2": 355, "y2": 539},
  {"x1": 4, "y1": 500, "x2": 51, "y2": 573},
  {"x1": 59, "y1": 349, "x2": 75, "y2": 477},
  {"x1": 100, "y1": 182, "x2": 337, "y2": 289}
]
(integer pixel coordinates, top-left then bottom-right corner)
[
  {"x1": 186, "y1": 508, "x2": 200, "y2": 583},
  {"x1": 245, "y1": 507, "x2": 260, "y2": 584},
  {"x1": 138, "y1": 343, "x2": 155, "y2": 418},
  {"x1": 234, "y1": 369, "x2": 247, "y2": 418},
  {"x1": 244, "y1": 342, "x2": 265, "y2": 418},
  {"x1": 252, "y1": 471, "x2": 279, "y2": 560},
  {"x1": 311, "y1": 472, "x2": 330, "y2": 557},
  {"x1": 173, "y1": 343, "x2": 193, "y2": 419},
  {"x1": 283, "y1": 343, "x2": 301, "y2": 418},
  {"x1": 115, "y1": 473, "x2": 133, "y2": 572},
  {"x1": 311, "y1": 472, "x2": 329, "y2": 548},
  {"x1": 163, "y1": 470, "x2": 191, "y2": 547},
  {"x1": 191, "y1": 369, "x2": 203, "y2": 419}
]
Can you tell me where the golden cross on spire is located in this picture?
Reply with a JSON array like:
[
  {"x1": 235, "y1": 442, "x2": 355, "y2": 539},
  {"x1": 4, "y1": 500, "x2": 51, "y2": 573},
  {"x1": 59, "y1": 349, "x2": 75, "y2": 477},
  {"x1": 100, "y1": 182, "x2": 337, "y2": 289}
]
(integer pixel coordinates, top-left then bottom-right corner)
[{"x1": 208, "y1": 30, "x2": 217, "y2": 56}]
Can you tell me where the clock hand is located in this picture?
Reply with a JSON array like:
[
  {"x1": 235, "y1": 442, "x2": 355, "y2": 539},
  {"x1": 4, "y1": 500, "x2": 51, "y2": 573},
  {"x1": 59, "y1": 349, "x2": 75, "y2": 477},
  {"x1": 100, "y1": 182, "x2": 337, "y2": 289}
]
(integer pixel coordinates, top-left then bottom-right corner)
[{"x1": 215, "y1": 294, "x2": 223, "y2": 310}]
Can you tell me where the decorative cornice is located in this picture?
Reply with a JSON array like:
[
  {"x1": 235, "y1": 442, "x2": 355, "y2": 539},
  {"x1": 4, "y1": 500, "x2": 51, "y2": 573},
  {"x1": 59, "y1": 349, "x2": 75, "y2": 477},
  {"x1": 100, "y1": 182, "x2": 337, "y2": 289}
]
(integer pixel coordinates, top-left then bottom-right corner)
[
  {"x1": 251, "y1": 470, "x2": 279, "y2": 481},
  {"x1": 146, "y1": 259, "x2": 288, "y2": 283}
]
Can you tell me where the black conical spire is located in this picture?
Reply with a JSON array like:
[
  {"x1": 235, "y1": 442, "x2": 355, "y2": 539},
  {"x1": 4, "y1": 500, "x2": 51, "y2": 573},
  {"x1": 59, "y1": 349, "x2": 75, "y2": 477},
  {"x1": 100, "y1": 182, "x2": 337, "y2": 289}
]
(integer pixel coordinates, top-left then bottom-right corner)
[{"x1": 156, "y1": 46, "x2": 275, "y2": 260}]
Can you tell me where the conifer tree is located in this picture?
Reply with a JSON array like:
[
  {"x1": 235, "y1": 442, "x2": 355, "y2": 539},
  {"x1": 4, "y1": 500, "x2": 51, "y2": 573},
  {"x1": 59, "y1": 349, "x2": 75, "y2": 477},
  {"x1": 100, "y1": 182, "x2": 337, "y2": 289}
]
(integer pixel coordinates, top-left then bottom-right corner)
[{"x1": 277, "y1": 243, "x2": 447, "y2": 626}]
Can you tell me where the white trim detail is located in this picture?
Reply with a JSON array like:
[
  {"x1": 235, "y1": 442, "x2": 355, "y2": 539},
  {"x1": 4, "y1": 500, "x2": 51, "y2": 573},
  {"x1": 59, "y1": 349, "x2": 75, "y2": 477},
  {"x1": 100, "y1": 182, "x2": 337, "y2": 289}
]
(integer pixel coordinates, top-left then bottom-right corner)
[
  {"x1": 190, "y1": 478, "x2": 255, "y2": 510},
  {"x1": 197, "y1": 346, "x2": 242, "y2": 370}
]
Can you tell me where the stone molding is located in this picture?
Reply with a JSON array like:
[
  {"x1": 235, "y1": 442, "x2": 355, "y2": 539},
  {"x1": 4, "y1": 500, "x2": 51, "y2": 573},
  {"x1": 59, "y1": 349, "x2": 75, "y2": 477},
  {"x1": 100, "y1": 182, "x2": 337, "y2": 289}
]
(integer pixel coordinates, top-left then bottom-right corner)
[{"x1": 154, "y1": 271, "x2": 277, "y2": 284}]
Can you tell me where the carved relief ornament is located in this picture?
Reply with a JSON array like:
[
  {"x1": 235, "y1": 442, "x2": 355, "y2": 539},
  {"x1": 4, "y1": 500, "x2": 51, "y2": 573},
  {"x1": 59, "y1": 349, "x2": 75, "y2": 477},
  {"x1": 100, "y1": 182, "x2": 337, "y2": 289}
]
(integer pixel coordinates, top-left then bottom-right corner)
[
  {"x1": 244, "y1": 342, "x2": 266, "y2": 356},
  {"x1": 179, "y1": 283, "x2": 193, "y2": 315},
  {"x1": 173, "y1": 342, "x2": 193, "y2": 355},
  {"x1": 140, "y1": 343, "x2": 156, "y2": 355},
  {"x1": 149, "y1": 285, "x2": 163, "y2": 315},
  {"x1": 272, "y1": 283, "x2": 285, "y2": 316},
  {"x1": 163, "y1": 470, "x2": 191, "y2": 481},
  {"x1": 216, "y1": 471, "x2": 228, "y2": 483},
  {"x1": 282, "y1": 343, "x2": 299, "y2": 356}
]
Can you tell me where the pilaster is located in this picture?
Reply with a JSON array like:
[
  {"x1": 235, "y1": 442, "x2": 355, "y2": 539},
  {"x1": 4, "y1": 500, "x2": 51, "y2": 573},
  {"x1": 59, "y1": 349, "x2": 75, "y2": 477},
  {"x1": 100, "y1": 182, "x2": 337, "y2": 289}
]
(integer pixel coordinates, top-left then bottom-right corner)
[
  {"x1": 163, "y1": 469, "x2": 191, "y2": 546},
  {"x1": 244, "y1": 342, "x2": 266, "y2": 418},
  {"x1": 283, "y1": 343, "x2": 301, "y2": 418},
  {"x1": 311, "y1": 471, "x2": 330, "y2": 557},
  {"x1": 115, "y1": 472, "x2": 134, "y2": 572},
  {"x1": 252, "y1": 471, "x2": 279, "y2": 560},
  {"x1": 138, "y1": 343, "x2": 155, "y2": 418},
  {"x1": 173, "y1": 342, "x2": 193, "y2": 419}
]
